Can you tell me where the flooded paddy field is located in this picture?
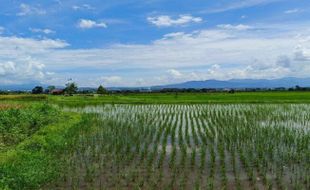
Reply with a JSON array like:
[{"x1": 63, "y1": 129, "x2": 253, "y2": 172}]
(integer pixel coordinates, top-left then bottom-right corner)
[{"x1": 49, "y1": 104, "x2": 310, "y2": 190}]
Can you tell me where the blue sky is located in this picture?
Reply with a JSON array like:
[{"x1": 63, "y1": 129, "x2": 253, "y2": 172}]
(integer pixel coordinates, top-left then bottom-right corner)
[{"x1": 0, "y1": 0, "x2": 310, "y2": 87}]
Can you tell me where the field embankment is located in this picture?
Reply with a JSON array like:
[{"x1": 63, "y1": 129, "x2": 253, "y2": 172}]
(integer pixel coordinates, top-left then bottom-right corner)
[
  {"x1": 0, "y1": 104, "x2": 96, "y2": 190},
  {"x1": 1, "y1": 91, "x2": 310, "y2": 106},
  {"x1": 51, "y1": 91, "x2": 310, "y2": 106},
  {"x1": 0, "y1": 95, "x2": 47, "y2": 102}
]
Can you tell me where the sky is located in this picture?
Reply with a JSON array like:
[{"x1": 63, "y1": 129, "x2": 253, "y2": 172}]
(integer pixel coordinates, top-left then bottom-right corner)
[{"x1": 0, "y1": 0, "x2": 310, "y2": 87}]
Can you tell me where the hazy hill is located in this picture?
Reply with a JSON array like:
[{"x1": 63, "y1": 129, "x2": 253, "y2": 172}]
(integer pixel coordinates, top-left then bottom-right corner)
[{"x1": 154, "y1": 77, "x2": 310, "y2": 89}]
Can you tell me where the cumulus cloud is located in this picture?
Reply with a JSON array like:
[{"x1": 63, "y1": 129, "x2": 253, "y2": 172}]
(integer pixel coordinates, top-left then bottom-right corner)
[
  {"x1": 29, "y1": 28, "x2": 55, "y2": 34},
  {"x1": 35, "y1": 25, "x2": 310, "y2": 85},
  {"x1": 276, "y1": 55, "x2": 291, "y2": 68},
  {"x1": 0, "y1": 61, "x2": 15, "y2": 76},
  {"x1": 0, "y1": 36, "x2": 68, "y2": 56},
  {"x1": 294, "y1": 49, "x2": 310, "y2": 61},
  {"x1": 147, "y1": 15, "x2": 202, "y2": 27},
  {"x1": 167, "y1": 69, "x2": 182, "y2": 79},
  {"x1": 0, "y1": 57, "x2": 48, "y2": 84},
  {"x1": 0, "y1": 36, "x2": 68, "y2": 84},
  {"x1": 98, "y1": 76, "x2": 123, "y2": 86},
  {"x1": 1, "y1": 23, "x2": 310, "y2": 86},
  {"x1": 77, "y1": 19, "x2": 107, "y2": 29},
  {"x1": 17, "y1": 3, "x2": 46, "y2": 16},
  {"x1": 152, "y1": 69, "x2": 203, "y2": 85}
]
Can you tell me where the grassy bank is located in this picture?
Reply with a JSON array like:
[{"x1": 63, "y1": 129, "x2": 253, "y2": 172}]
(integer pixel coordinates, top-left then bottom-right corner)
[
  {"x1": 1, "y1": 92, "x2": 310, "y2": 106},
  {"x1": 0, "y1": 95, "x2": 47, "y2": 102},
  {"x1": 0, "y1": 104, "x2": 59, "y2": 151},
  {"x1": 0, "y1": 106, "x2": 94, "y2": 190},
  {"x1": 49, "y1": 92, "x2": 310, "y2": 106}
]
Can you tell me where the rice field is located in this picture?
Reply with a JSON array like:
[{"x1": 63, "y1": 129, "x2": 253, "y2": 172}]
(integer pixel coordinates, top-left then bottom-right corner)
[
  {"x1": 48, "y1": 104, "x2": 310, "y2": 190},
  {"x1": 0, "y1": 103, "x2": 23, "y2": 110}
]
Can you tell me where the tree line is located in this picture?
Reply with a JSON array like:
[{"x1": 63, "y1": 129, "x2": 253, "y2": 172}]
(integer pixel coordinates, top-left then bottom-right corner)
[{"x1": 31, "y1": 82, "x2": 107, "y2": 95}]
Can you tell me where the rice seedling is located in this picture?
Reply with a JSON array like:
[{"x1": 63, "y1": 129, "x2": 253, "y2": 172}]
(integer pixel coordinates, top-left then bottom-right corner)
[{"x1": 30, "y1": 103, "x2": 310, "y2": 190}]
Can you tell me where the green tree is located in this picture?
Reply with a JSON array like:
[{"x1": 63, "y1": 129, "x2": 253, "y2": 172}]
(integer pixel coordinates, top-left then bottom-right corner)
[
  {"x1": 45, "y1": 86, "x2": 56, "y2": 94},
  {"x1": 97, "y1": 85, "x2": 107, "y2": 94},
  {"x1": 65, "y1": 82, "x2": 78, "y2": 95},
  {"x1": 32, "y1": 86, "x2": 44, "y2": 94},
  {"x1": 48, "y1": 85, "x2": 56, "y2": 91}
]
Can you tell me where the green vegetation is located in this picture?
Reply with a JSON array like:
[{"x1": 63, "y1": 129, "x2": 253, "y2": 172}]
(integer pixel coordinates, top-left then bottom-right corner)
[
  {"x1": 97, "y1": 85, "x2": 108, "y2": 94},
  {"x1": 0, "y1": 104, "x2": 94, "y2": 190},
  {"x1": 0, "y1": 95, "x2": 46, "y2": 102},
  {"x1": 64, "y1": 82, "x2": 78, "y2": 95},
  {"x1": 1, "y1": 91, "x2": 310, "y2": 105},
  {"x1": 51, "y1": 91, "x2": 310, "y2": 105},
  {"x1": 32, "y1": 86, "x2": 44, "y2": 94},
  {"x1": 49, "y1": 104, "x2": 309, "y2": 189},
  {"x1": 0, "y1": 104, "x2": 59, "y2": 151},
  {"x1": 0, "y1": 92, "x2": 309, "y2": 189}
]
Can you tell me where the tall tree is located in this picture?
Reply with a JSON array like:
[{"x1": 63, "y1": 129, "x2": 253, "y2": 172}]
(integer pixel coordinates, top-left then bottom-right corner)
[
  {"x1": 32, "y1": 86, "x2": 44, "y2": 94},
  {"x1": 45, "y1": 86, "x2": 56, "y2": 94},
  {"x1": 97, "y1": 85, "x2": 107, "y2": 94},
  {"x1": 65, "y1": 82, "x2": 78, "y2": 95}
]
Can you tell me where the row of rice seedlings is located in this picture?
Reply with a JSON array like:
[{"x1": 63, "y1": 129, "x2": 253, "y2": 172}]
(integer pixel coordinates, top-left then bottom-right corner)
[{"x1": 54, "y1": 104, "x2": 310, "y2": 189}]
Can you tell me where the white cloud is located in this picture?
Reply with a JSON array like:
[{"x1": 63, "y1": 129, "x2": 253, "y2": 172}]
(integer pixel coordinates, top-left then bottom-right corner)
[
  {"x1": 147, "y1": 14, "x2": 202, "y2": 27},
  {"x1": 36, "y1": 25, "x2": 309, "y2": 85},
  {"x1": 72, "y1": 4, "x2": 95, "y2": 11},
  {"x1": 205, "y1": 0, "x2": 284, "y2": 13},
  {"x1": 295, "y1": 49, "x2": 310, "y2": 61},
  {"x1": 0, "y1": 36, "x2": 68, "y2": 55},
  {"x1": 0, "y1": 36, "x2": 68, "y2": 84},
  {"x1": 157, "y1": 69, "x2": 202, "y2": 84},
  {"x1": 29, "y1": 28, "x2": 55, "y2": 34},
  {"x1": 0, "y1": 61, "x2": 15, "y2": 76},
  {"x1": 0, "y1": 57, "x2": 47, "y2": 84},
  {"x1": 1, "y1": 23, "x2": 310, "y2": 86},
  {"x1": 217, "y1": 24, "x2": 252, "y2": 31},
  {"x1": 284, "y1": 9, "x2": 302, "y2": 14},
  {"x1": 98, "y1": 76, "x2": 123, "y2": 86},
  {"x1": 167, "y1": 69, "x2": 182, "y2": 78},
  {"x1": 77, "y1": 19, "x2": 107, "y2": 29},
  {"x1": 276, "y1": 55, "x2": 291, "y2": 68},
  {"x1": 17, "y1": 3, "x2": 46, "y2": 16}
]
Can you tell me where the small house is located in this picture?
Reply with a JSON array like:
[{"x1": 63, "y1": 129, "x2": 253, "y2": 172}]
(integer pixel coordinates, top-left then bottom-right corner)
[{"x1": 50, "y1": 89, "x2": 64, "y2": 95}]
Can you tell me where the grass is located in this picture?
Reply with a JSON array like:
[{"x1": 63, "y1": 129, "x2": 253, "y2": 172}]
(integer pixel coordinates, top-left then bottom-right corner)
[
  {"x1": 1, "y1": 91, "x2": 310, "y2": 106},
  {"x1": 0, "y1": 95, "x2": 46, "y2": 102},
  {"x1": 0, "y1": 104, "x2": 59, "y2": 151},
  {"x1": 0, "y1": 92, "x2": 310, "y2": 106},
  {"x1": 0, "y1": 106, "x2": 97, "y2": 190},
  {"x1": 52, "y1": 92, "x2": 310, "y2": 105}
]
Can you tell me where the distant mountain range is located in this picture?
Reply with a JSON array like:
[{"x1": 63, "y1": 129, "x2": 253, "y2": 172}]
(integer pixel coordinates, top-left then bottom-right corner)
[
  {"x1": 1, "y1": 77, "x2": 310, "y2": 91},
  {"x1": 153, "y1": 77, "x2": 310, "y2": 89}
]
